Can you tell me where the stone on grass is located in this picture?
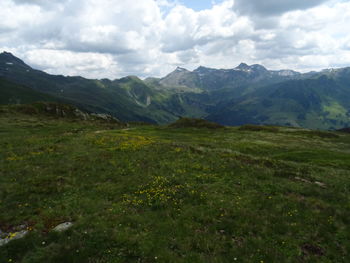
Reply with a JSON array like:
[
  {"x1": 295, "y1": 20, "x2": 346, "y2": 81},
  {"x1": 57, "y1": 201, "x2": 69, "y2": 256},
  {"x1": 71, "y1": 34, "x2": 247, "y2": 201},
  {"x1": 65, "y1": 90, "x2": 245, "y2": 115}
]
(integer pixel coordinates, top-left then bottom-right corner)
[
  {"x1": 0, "y1": 230, "x2": 28, "y2": 247},
  {"x1": 53, "y1": 222, "x2": 73, "y2": 232}
]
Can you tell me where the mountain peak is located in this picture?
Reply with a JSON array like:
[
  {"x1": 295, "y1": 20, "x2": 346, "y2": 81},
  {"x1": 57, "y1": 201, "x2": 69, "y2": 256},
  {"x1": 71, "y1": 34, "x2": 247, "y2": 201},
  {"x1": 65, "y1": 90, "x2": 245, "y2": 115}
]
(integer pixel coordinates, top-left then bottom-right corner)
[
  {"x1": 250, "y1": 64, "x2": 267, "y2": 71},
  {"x1": 1, "y1": 51, "x2": 14, "y2": 56},
  {"x1": 194, "y1": 66, "x2": 216, "y2": 73},
  {"x1": 0, "y1": 51, "x2": 30, "y2": 68},
  {"x1": 175, "y1": 66, "x2": 189, "y2": 73},
  {"x1": 0, "y1": 51, "x2": 19, "y2": 60},
  {"x1": 235, "y1": 63, "x2": 268, "y2": 73},
  {"x1": 118, "y1": 75, "x2": 142, "y2": 83},
  {"x1": 195, "y1": 66, "x2": 207, "y2": 71},
  {"x1": 236, "y1": 63, "x2": 250, "y2": 70}
]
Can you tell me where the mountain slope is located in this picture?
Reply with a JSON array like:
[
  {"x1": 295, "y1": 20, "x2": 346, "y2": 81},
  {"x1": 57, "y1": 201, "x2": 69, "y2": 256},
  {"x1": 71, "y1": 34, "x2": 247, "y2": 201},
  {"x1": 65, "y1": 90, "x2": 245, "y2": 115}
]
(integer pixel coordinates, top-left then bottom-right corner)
[
  {"x1": 0, "y1": 52, "x2": 180, "y2": 123},
  {"x1": 0, "y1": 52, "x2": 215, "y2": 124},
  {"x1": 0, "y1": 77, "x2": 61, "y2": 105},
  {"x1": 161, "y1": 63, "x2": 301, "y2": 92},
  {"x1": 207, "y1": 74, "x2": 350, "y2": 129},
  {"x1": 159, "y1": 67, "x2": 202, "y2": 92},
  {"x1": 1, "y1": 51, "x2": 350, "y2": 129}
]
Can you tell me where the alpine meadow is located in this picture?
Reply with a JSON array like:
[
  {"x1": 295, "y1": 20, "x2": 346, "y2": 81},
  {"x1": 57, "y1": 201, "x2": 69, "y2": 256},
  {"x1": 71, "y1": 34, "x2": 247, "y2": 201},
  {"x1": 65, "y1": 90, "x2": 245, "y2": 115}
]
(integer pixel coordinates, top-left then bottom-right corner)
[{"x1": 1, "y1": 0, "x2": 350, "y2": 262}]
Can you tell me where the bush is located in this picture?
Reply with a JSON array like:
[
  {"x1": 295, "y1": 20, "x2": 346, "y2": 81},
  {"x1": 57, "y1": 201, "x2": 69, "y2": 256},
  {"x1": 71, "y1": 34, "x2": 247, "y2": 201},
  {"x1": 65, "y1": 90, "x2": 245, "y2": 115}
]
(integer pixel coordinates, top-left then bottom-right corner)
[
  {"x1": 238, "y1": 124, "x2": 279, "y2": 132},
  {"x1": 337, "y1": 127, "x2": 350, "y2": 133},
  {"x1": 168, "y1": 117, "x2": 224, "y2": 129}
]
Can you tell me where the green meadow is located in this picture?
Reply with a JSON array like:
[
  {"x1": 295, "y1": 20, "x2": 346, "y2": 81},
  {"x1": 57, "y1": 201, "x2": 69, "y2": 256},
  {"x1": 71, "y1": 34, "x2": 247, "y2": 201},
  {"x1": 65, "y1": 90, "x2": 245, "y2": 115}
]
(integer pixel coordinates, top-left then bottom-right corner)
[{"x1": 1, "y1": 107, "x2": 349, "y2": 262}]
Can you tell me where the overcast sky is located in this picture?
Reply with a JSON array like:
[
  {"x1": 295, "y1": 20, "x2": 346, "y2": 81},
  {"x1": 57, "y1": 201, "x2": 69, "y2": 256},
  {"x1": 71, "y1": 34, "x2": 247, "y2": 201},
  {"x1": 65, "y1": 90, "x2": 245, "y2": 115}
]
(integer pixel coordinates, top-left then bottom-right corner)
[{"x1": 1, "y1": 0, "x2": 350, "y2": 79}]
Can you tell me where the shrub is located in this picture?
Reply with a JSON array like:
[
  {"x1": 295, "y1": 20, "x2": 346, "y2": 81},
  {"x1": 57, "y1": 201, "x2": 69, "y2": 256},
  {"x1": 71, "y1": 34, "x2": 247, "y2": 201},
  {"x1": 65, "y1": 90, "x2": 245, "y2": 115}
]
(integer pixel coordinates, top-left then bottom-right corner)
[
  {"x1": 168, "y1": 117, "x2": 224, "y2": 129},
  {"x1": 337, "y1": 127, "x2": 350, "y2": 133},
  {"x1": 238, "y1": 124, "x2": 279, "y2": 132}
]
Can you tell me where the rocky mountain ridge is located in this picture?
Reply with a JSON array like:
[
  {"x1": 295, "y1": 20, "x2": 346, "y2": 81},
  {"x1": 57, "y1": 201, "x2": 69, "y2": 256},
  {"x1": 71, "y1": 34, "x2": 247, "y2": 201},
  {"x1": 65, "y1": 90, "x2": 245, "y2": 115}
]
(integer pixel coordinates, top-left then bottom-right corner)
[{"x1": 1, "y1": 51, "x2": 349, "y2": 129}]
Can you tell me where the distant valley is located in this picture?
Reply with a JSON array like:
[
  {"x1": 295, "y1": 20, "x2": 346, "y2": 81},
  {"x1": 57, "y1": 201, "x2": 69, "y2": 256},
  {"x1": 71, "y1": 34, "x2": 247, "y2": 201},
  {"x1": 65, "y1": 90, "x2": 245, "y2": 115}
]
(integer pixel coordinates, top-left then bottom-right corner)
[{"x1": 1, "y1": 51, "x2": 350, "y2": 130}]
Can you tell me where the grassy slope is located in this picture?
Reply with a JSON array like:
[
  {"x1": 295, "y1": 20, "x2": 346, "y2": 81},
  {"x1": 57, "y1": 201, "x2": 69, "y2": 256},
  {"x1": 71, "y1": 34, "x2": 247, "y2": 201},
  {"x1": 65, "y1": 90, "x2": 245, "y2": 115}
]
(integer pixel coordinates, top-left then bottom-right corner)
[
  {"x1": 0, "y1": 110, "x2": 350, "y2": 262},
  {"x1": 0, "y1": 78, "x2": 61, "y2": 105}
]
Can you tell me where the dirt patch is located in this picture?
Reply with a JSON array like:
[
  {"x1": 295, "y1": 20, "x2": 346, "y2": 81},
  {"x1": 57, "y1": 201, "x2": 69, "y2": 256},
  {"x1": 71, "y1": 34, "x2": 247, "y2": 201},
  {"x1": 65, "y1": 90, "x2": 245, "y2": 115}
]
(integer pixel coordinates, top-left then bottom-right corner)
[{"x1": 301, "y1": 243, "x2": 325, "y2": 256}]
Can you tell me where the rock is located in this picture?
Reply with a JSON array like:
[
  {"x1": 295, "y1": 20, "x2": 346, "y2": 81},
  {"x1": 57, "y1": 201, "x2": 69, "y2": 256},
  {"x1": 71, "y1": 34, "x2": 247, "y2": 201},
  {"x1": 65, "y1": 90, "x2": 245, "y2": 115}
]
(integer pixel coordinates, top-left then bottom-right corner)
[
  {"x1": 91, "y1": 113, "x2": 121, "y2": 123},
  {"x1": 94, "y1": 130, "x2": 107, "y2": 134},
  {"x1": 13, "y1": 224, "x2": 27, "y2": 231},
  {"x1": 11, "y1": 230, "x2": 28, "y2": 240},
  {"x1": 0, "y1": 230, "x2": 28, "y2": 247},
  {"x1": 53, "y1": 222, "x2": 73, "y2": 232},
  {"x1": 74, "y1": 109, "x2": 89, "y2": 120},
  {"x1": 295, "y1": 177, "x2": 326, "y2": 188},
  {"x1": 294, "y1": 177, "x2": 311, "y2": 184},
  {"x1": 91, "y1": 113, "x2": 108, "y2": 120}
]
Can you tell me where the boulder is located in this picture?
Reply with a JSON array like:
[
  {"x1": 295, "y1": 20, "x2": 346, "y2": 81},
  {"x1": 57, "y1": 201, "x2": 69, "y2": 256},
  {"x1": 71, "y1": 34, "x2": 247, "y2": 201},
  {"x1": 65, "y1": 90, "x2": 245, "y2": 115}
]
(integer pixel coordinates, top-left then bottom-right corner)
[
  {"x1": 53, "y1": 222, "x2": 73, "y2": 232},
  {"x1": 0, "y1": 230, "x2": 28, "y2": 247}
]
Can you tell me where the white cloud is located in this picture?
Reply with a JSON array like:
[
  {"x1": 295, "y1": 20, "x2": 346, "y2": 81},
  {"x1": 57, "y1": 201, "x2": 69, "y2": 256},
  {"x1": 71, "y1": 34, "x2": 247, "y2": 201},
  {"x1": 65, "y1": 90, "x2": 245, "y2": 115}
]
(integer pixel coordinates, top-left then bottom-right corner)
[
  {"x1": 24, "y1": 49, "x2": 119, "y2": 77},
  {"x1": 161, "y1": 1, "x2": 253, "y2": 53},
  {"x1": 1, "y1": 0, "x2": 350, "y2": 78},
  {"x1": 0, "y1": 0, "x2": 43, "y2": 30}
]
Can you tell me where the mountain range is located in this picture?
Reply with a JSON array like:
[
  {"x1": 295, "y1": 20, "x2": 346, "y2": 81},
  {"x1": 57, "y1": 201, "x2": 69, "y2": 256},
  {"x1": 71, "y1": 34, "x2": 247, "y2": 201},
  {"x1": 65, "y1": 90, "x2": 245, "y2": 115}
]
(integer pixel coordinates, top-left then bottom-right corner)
[{"x1": 1, "y1": 51, "x2": 349, "y2": 129}]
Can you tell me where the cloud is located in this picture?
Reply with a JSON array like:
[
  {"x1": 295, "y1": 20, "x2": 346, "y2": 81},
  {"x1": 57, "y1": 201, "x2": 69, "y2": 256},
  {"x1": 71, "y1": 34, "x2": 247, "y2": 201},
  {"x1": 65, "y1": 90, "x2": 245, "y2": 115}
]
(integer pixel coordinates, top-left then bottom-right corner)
[
  {"x1": 161, "y1": 1, "x2": 253, "y2": 52},
  {"x1": 233, "y1": 0, "x2": 329, "y2": 16},
  {"x1": 12, "y1": 0, "x2": 68, "y2": 10},
  {"x1": 0, "y1": 0, "x2": 350, "y2": 79},
  {"x1": 24, "y1": 49, "x2": 118, "y2": 76}
]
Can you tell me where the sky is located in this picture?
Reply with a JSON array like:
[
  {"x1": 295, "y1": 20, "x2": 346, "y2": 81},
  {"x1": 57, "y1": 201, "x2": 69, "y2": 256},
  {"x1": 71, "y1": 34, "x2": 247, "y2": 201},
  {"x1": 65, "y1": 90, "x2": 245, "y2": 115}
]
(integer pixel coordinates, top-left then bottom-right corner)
[
  {"x1": 180, "y1": 0, "x2": 222, "y2": 11},
  {"x1": 1, "y1": 0, "x2": 350, "y2": 79}
]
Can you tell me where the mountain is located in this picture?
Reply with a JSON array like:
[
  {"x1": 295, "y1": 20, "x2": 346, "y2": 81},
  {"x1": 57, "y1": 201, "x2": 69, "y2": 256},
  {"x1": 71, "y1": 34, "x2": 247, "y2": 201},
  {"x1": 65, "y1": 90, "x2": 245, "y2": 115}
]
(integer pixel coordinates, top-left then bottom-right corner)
[
  {"x1": 161, "y1": 63, "x2": 300, "y2": 92},
  {"x1": 0, "y1": 52, "x2": 189, "y2": 123},
  {"x1": 207, "y1": 74, "x2": 350, "y2": 129},
  {"x1": 153, "y1": 63, "x2": 350, "y2": 129},
  {"x1": 1, "y1": 51, "x2": 349, "y2": 129},
  {"x1": 158, "y1": 67, "x2": 202, "y2": 92}
]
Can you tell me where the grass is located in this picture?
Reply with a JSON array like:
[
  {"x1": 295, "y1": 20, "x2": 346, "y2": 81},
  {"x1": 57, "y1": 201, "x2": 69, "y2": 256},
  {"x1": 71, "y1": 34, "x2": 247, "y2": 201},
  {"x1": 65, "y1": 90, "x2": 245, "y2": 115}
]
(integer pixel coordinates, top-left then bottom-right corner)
[
  {"x1": 322, "y1": 100, "x2": 347, "y2": 119},
  {"x1": 0, "y1": 110, "x2": 350, "y2": 262}
]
